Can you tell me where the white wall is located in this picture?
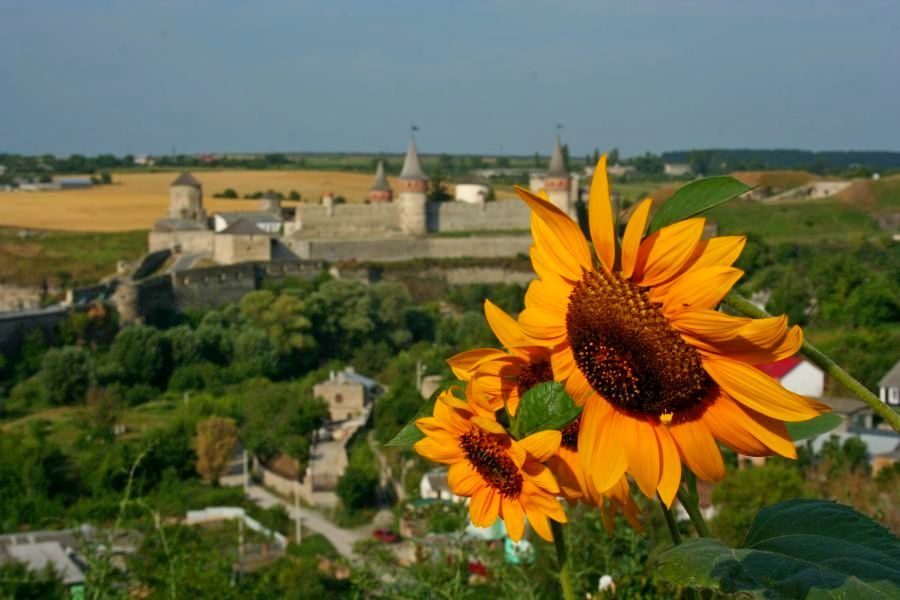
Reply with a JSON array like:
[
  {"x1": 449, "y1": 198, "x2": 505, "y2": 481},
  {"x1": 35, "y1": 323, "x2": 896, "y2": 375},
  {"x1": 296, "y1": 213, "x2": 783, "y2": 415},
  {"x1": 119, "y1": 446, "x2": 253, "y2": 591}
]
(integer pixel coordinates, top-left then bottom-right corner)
[{"x1": 781, "y1": 361, "x2": 825, "y2": 398}]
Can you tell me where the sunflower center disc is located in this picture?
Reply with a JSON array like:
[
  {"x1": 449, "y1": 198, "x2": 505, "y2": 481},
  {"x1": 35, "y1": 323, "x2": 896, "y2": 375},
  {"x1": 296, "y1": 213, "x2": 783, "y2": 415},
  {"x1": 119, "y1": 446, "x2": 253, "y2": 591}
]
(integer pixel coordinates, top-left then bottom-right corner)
[
  {"x1": 566, "y1": 269, "x2": 714, "y2": 417},
  {"x1": 459, "y1": 428, "x2": 523, "y2": 499},
  {"x1": 516, "y1": 359, "x2": 554, "y2": 399},
  {"x1": 560, "y1": 414, "x2": 581, "y2": 450}
]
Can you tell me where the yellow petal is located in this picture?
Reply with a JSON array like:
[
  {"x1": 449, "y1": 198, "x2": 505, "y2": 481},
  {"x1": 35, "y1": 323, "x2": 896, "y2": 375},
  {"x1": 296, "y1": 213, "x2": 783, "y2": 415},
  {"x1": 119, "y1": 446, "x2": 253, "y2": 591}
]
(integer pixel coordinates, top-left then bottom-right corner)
[
  {"x1": 662, "y1": 266, "x2": 744, "y2": 315},
  {"x1": 690, "y1": 318, "x2": 803, "y2": 365},
  {"x1": 703, "y1": 357, "x2": 830, "y2": 422},
  {"x1": 501, "y1": 497, "x2": 525, "y2": 542},
  {"x1": 551, "y1": 342, "x2": 577, "y2": 380},
  {"x1": 655, "y1": 424, "x2": 682, "y2": 507},
  {"x1": 580, "y1": 400, "x2": 628, "y2": 493},
  {"x1": 484, "y1": 299, "x2": 529, "y2": 350},
  {"x1": 414, "y1": 438, "x2": 464, "y2": 464},
  {"x1": 669, "y1": 309, "x2": 751, "y2": 342},
  {"x1": 472, "y1": 416, "x2": 507, "y2": 435},
  {"x1": 649, "y1": 235, "x2": 747, "y2": 301},
  {"x1": 621, "y1": 416, "x2": 661, "y2": 499},
  {"x1": 515, "y1": 186, "x2": 593, "y2": 281},
  {"x1": 632, "y1": 218, "x2": 705, "y2": 287},
  {"x1": 519, "y1": 430, "x2": 562, "y2": 462},
  {"x1": 524, "y1": 505, "x2": 553, "y2": 541},
  {"x1": 668, "y1": 416, "x2": 725, "y2": 482},
  {"x1": 564, "y1": 368, "x2": 594, "y2": 406},
  {"x1": 448, "y1": 462, "x2": 484, "y2": 496},
  {"x1": 588, "y1": 154, "x2": 616, "y2": 272},
  {"x1": 711, "y1": 394, "x2": 797, "y2": 458},
  {"x1": 447, "y1": 348, "x2": 509, "y2": 379},
  {"x1": 701, "y1": 395, "x2": 772, "y2": 457},
  {"x1": 620, "y1": 198, "x2": 652, "y2": 279},
  {"x1": 469, "y1": 487, "x2": 500, "y2": 528},
  {"x1": 522, "y1": 460, "x2": 560, "y2": 494}
]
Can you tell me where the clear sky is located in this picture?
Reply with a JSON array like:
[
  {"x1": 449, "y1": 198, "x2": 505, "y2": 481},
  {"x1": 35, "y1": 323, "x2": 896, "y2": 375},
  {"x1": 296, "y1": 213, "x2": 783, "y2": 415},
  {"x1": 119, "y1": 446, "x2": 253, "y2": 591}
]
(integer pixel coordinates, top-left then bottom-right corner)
[{"x1": 1, "y1": 0, "x2": 898, "y2": 157}]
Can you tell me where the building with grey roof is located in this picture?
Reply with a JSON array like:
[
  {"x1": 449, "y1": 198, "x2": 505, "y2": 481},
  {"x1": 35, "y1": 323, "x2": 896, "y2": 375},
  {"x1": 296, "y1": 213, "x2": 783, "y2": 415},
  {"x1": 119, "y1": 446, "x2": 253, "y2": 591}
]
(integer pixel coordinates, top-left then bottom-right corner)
[
  {"x1": 879, "y1": 360, "x2": 900, "y2": 406},
  {"x1": 368, "y1": 160, "x2": 393, "y2": 203}
]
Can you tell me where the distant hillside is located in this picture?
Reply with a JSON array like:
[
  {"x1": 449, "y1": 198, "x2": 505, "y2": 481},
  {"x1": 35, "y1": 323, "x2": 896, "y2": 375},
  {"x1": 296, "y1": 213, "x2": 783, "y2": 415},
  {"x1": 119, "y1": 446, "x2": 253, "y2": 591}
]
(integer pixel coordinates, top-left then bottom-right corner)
[
  {"x1": 662, "y1": 149, "x2": 900, "y2": 171},
  {"x1": 731, "y1": 170, "x2": 818, "y2": 189}
]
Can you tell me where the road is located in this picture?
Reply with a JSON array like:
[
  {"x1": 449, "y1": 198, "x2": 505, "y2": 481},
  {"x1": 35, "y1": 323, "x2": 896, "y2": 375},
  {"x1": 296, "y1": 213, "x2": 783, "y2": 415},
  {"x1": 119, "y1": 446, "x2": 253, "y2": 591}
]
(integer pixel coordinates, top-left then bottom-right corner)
[{"x1": 245, "y1": 485, "x2": 364, "y2": 559}]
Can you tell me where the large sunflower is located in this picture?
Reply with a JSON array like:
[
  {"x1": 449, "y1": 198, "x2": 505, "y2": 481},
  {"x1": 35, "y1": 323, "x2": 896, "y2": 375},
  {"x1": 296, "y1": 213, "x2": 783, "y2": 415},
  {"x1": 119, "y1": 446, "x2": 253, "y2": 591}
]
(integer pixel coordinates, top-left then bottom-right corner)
[
  {"x1": 516, "y1": 155, "x2": 830, "y2": 506},
  {"x1": 448, "y1": 300, "x2": 641, "y2": 528},
  {"x1": 414, "y1": 388, "x2": 567, "y2": 541}
]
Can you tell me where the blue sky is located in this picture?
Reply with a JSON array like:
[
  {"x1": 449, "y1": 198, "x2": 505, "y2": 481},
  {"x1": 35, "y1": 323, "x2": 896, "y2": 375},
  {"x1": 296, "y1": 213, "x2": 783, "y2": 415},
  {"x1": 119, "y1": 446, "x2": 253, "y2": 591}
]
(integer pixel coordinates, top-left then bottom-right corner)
[{"x1": 1, "y1": 0, "x2": 898, "y2": 157}]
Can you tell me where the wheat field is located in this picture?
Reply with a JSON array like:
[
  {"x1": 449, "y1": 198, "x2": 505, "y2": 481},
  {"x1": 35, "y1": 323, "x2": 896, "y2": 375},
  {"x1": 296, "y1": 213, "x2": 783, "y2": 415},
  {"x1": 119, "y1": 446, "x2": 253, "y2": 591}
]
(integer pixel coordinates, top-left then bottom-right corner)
[{"x1": 0, "y1": 170, "x2": 517, "y2": 232}]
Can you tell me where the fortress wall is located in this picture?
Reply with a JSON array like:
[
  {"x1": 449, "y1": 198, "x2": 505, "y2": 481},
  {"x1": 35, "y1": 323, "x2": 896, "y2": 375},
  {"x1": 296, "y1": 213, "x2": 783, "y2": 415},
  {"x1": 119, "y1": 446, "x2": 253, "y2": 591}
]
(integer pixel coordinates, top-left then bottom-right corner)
[
  {"x1": 295, "y1": 203, "x2": 400, "y2": 236},
  {"x1": 299, "y1": 234, "x2": 533, "y2": 263},
  {"x1": 430, "y1": 200, "x2": 531, "y2": 232},
  {"x1": 0, "y1": 306, "x2": 69, "y2": 356},
  {"x1": 171, "y1": 262, "x2": 258, "y2": 311},
  {"x1": 148, "y1": 230, "x2": 215, "y2": 254},
  {"x1": 213, "y1": 234, "x2": 270, "y2": 265}
]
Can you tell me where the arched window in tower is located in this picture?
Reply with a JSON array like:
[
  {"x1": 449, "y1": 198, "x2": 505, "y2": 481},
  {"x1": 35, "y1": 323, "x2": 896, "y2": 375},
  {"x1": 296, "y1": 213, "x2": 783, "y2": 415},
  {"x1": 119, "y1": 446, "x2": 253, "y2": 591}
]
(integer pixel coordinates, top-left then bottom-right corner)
[{"x1": 334, "y1": 393, "x2": 343, "y2": 404}]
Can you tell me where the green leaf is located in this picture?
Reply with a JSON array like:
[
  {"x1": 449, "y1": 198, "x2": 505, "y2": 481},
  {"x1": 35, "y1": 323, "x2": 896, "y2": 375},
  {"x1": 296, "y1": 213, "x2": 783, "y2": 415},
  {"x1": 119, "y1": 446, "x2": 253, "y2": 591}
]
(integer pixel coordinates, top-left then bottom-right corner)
[
  {"x1": 513, "y1": 381, "x2": 581, "y2": 440},
  {"x1": 647, "y1": 176, "x2": 753, "y2": 234},
  {"x1": 786, "y1": 412, "x2": 844, "y2": 441},
  {"x1": 657, "y1": 499, "x2": 900, "y2": 599},
  {"x1": 384, "y1": 380, "x2": 466, "y2": 448}
]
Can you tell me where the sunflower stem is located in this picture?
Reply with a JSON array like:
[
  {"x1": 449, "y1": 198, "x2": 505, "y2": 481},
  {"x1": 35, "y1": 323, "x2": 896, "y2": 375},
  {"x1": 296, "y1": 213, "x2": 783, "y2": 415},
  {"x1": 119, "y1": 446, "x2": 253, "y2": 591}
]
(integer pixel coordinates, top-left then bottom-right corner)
[
  {"x1": 722, "y1": 292, "x2": 900, "y2": 434},
  {"x1": 550, "y1": 520, "x2": 576, "y2": 600},
  {"x1": 658, "y1": 495, "x2": 682, "y2": 546},
  {"x1": 676, "y1": 470, "x2": 710, "y2": 537}
]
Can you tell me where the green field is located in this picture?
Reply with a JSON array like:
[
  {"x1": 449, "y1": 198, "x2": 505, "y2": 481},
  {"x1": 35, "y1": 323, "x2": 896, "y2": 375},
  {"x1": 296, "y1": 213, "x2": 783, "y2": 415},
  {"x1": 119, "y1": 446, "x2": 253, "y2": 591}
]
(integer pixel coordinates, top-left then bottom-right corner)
[
  {"x1": 0, "y1": 228, "x2": 147, "y2": 288},
  {"x1": 708, "y1": 199, "x2": 880, "y2": 242}
]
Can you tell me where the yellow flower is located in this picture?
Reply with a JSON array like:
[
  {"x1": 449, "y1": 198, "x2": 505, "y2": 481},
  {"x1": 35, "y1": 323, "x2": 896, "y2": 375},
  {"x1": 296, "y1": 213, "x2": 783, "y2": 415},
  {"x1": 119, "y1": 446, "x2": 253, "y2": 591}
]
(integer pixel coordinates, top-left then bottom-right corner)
[
  {"x1": 447, "y1": 299, "x2": 555, "y2": 416},
  {"x1": 449, "y1": 301, "x2": 641, "y2": 529},
  {"x1": 547, "y1": 414, "x2": 641, "y2": 532},
  {"x1": 414, "y1": 388, "x2": 567, "y2": 541},
  {"x1": 515, "y1": 155, "x2": 830, "y2": 506}
]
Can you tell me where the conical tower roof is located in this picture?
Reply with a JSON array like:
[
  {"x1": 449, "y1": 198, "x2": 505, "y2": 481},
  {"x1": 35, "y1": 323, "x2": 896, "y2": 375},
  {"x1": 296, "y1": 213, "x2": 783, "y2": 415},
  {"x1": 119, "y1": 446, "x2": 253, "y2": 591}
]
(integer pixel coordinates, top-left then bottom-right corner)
[
  {"x1": 399, "y1": 139, "x2": 427, "y2": 181},
  {"x1": 546, "y1": 136, "x2": 568, "y2": 179},
  {"x1": 171, "y1": 172, "x2": 201, "y2": 188},
  {"x1": 370, "y1": 160, "x2": 391, "y2": 192}
]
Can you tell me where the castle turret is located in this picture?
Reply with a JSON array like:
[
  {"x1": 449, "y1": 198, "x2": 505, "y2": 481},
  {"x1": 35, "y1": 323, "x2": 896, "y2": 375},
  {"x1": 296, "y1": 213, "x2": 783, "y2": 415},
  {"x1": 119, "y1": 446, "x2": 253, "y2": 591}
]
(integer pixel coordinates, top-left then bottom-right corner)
[
  {"x1": 543, "y1": 136, "x2": 573, "y2": 217},
  {"x1": 398, "y1": 140, "x2": 428, "y2": 235},
  {"x1": 260, "y1": 190, "x2": 282, "y2": 214},
  {"x1": 368, "y1": 160, "x2": 393, "y2": 203},
  {"x1": 168, "y1": 172, "x2": 206, "y2": 223}
]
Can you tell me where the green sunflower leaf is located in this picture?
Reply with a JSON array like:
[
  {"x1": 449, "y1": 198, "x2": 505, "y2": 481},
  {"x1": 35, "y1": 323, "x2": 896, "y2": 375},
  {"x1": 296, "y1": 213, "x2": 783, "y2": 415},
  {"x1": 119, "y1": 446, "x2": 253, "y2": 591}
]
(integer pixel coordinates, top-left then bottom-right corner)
[
  {"x1": 657, "y1": 499, "x2": 900, "y2": 599},
  {"x1": 513, "y1": 381, "x2": 581, "y2": 440},
  {"x1": 785, "y1": 411, "x2": 844, "y2": 441},
  {"x1": 647, "y1": 176, "x2": 753, "y2": 234},
  {"x1": 385, "y1": 379, "x2": 466, "y2": 448}
]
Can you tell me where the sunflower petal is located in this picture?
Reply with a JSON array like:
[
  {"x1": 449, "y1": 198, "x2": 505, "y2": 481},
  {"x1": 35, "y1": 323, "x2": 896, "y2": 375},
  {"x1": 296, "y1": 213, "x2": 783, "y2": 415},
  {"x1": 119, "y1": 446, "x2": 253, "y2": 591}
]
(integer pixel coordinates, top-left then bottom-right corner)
[
  {"x1": 564, "y1": 368, "x2": 594, "y2": 406},
  {"x1": 501, "y1": 497, "x2": 525, "y2": 542},
  {"x1": 703, "y1": 357, "x2": 830, "y2": 421},
  {"x1": 524, "y1": 505, "x2": 553, "y2": 541},
  {"x1": 662, "y1": 266, "x2": 744, "y2": 314},
  {"x1": 469, "y1": 487, "x2": 500, "y2": 528},
  {"x1": 701, "y1": 395, "x2": 772, "y2": 457},
  {"x1": 655, "y1": 424, "x2": 682, "y2": 507},
  {"x1": 649, "y1": 235, "x2": 747, "y2": 301},
  {"x1": 551, "y1": 342, "x2": 577, "y2": 380},
  {"x1": 447, "y1": 348, "x2": 509, "y2": 379},
  {"x1": 589, "y1": 154, "x2": 616, "y2": 272},
  {"x1": 472, "y1": 416, "x2": 507, "y2": 435},
  {"x1": 632, "y1": 218, "x2": 705, "y2": 287},
  {"x1": 580, "y1": 400, "x2": 628, "y2": 493},
  {"x1": 484, "y1": 299, "x2": 529, "y2": 350},
  {"x1": 448, "y1": 462, "x2": 484, "y2": 496},
  {"x1": 621, "y1": 198, "x2": 652, "y2": 278},
  {"x1": 414, "y1": 438, "x2": 464, "y2": 464},
  {"x1": 715, "y1": 394, "x2": 797, "y2": 458},
  {"x1": 669, "y1": 309, "x2": 751, "y2": 342},
  {"x1": 669, "y1": 416, "x2": 725, "y2": 482},
  {"x1": 621, "y1": 416, "x2": 661, "y2": 499},
  {"x1": 519, "y1": 430, "x2": 562, "y2": 462},
  {"x1": 522, "y1": 461, "x2": 560, "y2": 494},
  {"x1": 515, "y1": 187, "x2": 592, "y2": 280}
]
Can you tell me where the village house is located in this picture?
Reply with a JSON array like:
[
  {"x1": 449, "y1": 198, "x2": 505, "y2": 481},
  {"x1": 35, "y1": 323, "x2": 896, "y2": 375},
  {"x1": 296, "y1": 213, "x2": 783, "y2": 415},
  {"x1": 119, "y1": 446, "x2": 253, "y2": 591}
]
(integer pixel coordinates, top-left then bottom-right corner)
[
  {"x1": 313, "y1": 366, "x2": 382, "y2": 422},
  {"x1": 757, "y1": 356, "x2": 825, "y2": 398},
  {"x1": 879, "y1": 360, "x2": 900, "y2": 406}
]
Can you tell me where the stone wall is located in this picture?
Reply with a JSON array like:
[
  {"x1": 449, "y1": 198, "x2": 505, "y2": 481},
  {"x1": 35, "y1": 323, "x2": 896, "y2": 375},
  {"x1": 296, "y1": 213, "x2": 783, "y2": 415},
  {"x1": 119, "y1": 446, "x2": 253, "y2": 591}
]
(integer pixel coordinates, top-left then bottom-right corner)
[
  {"x1": 0, "y1": 306, "x2": 69, "y2": 355},
  {"x1": 170, "y1": 263, "x2": 258, "y2": 311},
  {"x1": 213, "y1": 234, "x2": 270, "y2": 265},
  {"x1": 293, "y1": 203, "x2": 400, "y2": 237},
  {"x1": 148, "y1": 230, "x2": 215, "y2": 254},
  {"x1": 292, "y1": 234, "x2": 532, "y2": 262},
  {"x1": 428, "y1": 200, "x2": 531, "y2": 232}
]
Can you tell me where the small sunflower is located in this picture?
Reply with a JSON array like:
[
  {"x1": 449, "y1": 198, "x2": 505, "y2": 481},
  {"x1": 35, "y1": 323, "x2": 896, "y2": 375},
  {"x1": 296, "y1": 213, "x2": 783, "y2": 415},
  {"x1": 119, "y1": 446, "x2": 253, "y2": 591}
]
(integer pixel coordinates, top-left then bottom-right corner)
[
  {"x1": 414, "y1": 388, "x2": 567, "y2": 541},
  {"x1": 449, "y1": 301, "x2": 641, "y2": 529},
  {"x1": 516, "y1": 155, "x2": 830, "y2": 506},
  {"x1": 448, "y1": 299, "x2": 555, "y2": 416}
]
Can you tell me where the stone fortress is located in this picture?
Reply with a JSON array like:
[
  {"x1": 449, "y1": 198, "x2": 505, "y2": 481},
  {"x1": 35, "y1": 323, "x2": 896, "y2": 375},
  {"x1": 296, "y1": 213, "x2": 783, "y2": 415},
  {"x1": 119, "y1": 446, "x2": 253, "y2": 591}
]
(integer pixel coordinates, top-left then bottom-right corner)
[{"x1": 149, "y1": 136, "x2": 583, "y2": 265}]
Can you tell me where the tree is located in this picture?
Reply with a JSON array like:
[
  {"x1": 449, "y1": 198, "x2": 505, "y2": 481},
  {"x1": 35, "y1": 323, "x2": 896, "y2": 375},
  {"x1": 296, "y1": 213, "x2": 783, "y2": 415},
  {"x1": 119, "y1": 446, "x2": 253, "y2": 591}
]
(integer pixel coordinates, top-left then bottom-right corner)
[
  {"x1": 288, "y1": 190, "x2": 301, "y2": 201},
  {"x1": 427, "y1": 166, "x2": 451, "y2": 202},
  {"x1": 306, "y1": 279, "x2": 374, "y2": 359},
  {"x1": 111, "y1": 325, "x2": 170, "y2": 387},
  {"x1": 607, "y1": 148, "x2": 617, "y2": 165},
  {"x1": 712, "y1": 462, "x2": 805, "y2": 545},
  {"x1": 336, "y1": 444, "x2": 380, "y2": 510},
  {"x1": 630, "y1": 152, "x2": 664, "y2": 175},
  {"x1": 100, "y1": 171, "x2": 112, "y2": 184},
  {"x1": 687, "y1": 150, "x2": 713, "y2": 176},
  {"x1": 239, "y1": 290, "x2": 316, "y2": 357},
  {"x1": 231, "y1": 327, "x2": 280, "y2": 379},
  {"x1": 39, "y1": 346, "x2": 93, "y2": 405},
  {"x1": 165, "y1": 325, "x2": 203, "y2": 367},
  {"x1": 195, "y1": 417, "x2": 239, "y2": 484}
]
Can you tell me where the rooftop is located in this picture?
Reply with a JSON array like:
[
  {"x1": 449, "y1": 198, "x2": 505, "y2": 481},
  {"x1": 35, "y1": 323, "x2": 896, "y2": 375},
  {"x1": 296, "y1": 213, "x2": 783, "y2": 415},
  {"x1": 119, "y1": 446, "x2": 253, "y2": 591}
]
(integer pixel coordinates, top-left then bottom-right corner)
[
  {"x1": 216, "y1": 211, "x2": 283, "y2": 224},
  {"x1": 220, "y1": 218, "x2": 267, "y2": 235},
  {"x1": 370, "y1": 160, "x2": 391, "y2": 192},
  {"x1": 0, "y1": 541, "x2": 85, "y2": 586},
  {"x1": 399, "y1": 139, "x2": 427, "y2": 181},
  {"x1": 879, "y1": 360, "x2": 900, "y2": 388},
  {"x1": 546, "y1": 135, "x2": 568, "y2": 179},
  {"x1": 170, "y1": 172, "x2": 202, "y2": 188}
]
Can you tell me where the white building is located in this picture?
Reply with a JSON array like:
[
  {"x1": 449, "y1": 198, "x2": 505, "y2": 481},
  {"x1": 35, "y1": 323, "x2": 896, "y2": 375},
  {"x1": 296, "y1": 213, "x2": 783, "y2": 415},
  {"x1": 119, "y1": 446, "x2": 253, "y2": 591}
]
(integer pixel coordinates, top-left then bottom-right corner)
[
  {"x1": 213, "y1": 211, "x2": 283, "y2": 234},
  {"x1": 879, "y1": 360, "x2": 900, "y2": 406},
  {"x1": 664, "y1": 163, "x2": 693, "y2": 177},
  {"x1": 758, "y1": 357, "x2": 825, "y2": 398},
  {"x1": 606, "y1": 163, "x2": 637, "y2": 177},
  {"x1": 419, "y1": 467, "x2": 465, "y2": 503},
  {"x1": 454, "y1": 177, "x2": 490, "y2": 204}
]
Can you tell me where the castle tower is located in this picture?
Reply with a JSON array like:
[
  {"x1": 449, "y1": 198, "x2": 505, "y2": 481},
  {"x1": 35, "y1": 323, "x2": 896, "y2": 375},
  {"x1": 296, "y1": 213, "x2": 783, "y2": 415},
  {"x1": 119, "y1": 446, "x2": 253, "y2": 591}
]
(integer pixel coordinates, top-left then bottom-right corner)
[
  {"x1": 397, "y1": 140, "x2": 428, "y2": 235},
  {"x1": 168, "y1": 172, "x2": 206, "y2": 223},
  {"x1": 543, "y1": 136, "x2": 573, "y2": 217},
  {"x1": 260, "y1": 190, "x2": 282, "y2": 214},
  {"x1": 367, "y1": 160, "x2": 393, "y2": 203}
]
